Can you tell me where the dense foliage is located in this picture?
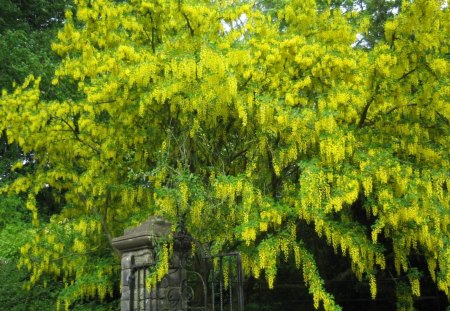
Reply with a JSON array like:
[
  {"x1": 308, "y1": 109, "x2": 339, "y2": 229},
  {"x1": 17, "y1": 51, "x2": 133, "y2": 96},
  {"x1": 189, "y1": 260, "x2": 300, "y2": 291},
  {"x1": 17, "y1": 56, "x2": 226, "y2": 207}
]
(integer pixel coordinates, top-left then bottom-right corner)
[
  {"x1": 0, "y1": 1, "x2": 79, "y2": 310},
  {"x1": 0, "y1": 0, "x2": 449, "y2": 310},
  {"x1": 0, "y1": 0, "x2": 72, "y2": 90}
]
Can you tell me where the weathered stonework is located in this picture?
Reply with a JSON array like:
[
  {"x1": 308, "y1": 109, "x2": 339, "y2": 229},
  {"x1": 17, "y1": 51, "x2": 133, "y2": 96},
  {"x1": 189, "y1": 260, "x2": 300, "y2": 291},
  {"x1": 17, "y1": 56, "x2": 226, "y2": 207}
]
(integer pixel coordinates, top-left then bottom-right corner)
[{"x1": 112, "y1": 216, "x2": 186, "y2": 311}]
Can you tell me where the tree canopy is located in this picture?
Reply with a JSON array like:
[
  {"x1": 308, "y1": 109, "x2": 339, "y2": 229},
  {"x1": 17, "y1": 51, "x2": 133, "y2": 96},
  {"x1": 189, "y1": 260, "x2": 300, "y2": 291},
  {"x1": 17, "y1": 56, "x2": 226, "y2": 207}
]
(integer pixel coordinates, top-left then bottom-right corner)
[{"x1": 0, "y1": 0, "x2": 449, "y2": 310}]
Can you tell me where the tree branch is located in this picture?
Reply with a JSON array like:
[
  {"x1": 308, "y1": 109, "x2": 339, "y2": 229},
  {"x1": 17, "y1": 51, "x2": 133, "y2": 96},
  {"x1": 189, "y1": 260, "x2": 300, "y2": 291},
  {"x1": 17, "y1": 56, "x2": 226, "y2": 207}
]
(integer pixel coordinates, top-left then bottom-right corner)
[
  {"x1": 92, "y1": 99, "x2": 116, "y2": 106},
  {"x1": 228, "y1": 148, "x2": 248, "y2": 164},
  {"x1": 148, "y1": 13, "x2": 156, "y2": 53},
  {"x1": 59, "y1": 117, "x2": 101, "y2": 154},
  {"x1": 385, "y1": 103, "x2": 417, "y2": 115},
  {"x1": 326, "y1": 253, "x2": 394, "y2": 284},
  {"x1": 358, "y1": 96, "x2": 374, "y2": 128},
  {"x1": 182, "y1": 12, "x2": 195, "y2": 36},
  {"x1": 93, "y1": 206, "x2": 121, "y2": 258},
  {"x1": 436, "y1": 111, "x2": 449, "y2": 125},
  {"x1": 359, "y1": 79, "x2": 381, "y2": 128},
  {"x1": 398, "y1": 68, "x2": 416, "y2": 81},
  {"x1": 238, "y1": 74, "x2": 253, "y2": 90}
]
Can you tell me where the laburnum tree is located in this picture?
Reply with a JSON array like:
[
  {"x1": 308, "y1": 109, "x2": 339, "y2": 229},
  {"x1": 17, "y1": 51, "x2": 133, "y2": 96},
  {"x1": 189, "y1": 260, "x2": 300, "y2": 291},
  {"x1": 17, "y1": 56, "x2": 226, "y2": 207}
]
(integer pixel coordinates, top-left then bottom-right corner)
[{"x1": 0, "y1": 0, "x2": 449, "y2": 310}]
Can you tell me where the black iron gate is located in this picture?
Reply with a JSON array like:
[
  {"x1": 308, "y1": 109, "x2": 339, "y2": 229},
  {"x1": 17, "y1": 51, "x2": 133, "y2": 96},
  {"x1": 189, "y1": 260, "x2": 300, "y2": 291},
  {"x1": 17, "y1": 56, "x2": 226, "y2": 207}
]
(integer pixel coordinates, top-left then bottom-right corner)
[
  {"x1": 129, "y1": 249, "x2": 244, "y2": 311},
  {"x1": 203, "y1": 252, "x2": 244, "y2": 311}
]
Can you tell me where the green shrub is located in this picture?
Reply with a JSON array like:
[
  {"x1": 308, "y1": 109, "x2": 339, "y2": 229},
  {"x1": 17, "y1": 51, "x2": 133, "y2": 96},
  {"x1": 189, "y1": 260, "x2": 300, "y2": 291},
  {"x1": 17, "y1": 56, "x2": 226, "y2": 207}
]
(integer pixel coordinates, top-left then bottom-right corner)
[{"x1": 0, "y1": 260, "x2": 60, "y2": 310}]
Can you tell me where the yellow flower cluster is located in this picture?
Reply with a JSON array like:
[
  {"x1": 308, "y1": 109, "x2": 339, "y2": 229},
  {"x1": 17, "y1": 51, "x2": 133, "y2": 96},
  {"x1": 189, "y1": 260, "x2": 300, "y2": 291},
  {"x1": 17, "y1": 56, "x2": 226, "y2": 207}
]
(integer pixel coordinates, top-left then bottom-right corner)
[{"x1": 2, "y1": 0, "x2": 449, "y2": 309}]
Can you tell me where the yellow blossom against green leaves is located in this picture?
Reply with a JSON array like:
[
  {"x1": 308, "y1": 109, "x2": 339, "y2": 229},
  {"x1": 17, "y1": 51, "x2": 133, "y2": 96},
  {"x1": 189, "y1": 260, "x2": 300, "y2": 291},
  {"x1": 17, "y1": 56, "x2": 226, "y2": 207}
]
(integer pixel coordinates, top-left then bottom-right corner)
[{"x1": 0, "y1": 0, "x2": 449, "y2": 309}]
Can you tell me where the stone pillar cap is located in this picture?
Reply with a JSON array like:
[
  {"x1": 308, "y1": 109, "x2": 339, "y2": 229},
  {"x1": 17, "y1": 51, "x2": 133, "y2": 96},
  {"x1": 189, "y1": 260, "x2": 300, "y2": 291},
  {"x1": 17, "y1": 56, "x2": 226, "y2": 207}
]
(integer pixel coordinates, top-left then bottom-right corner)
[{"x1": 112, "y1": 216, "x2": 172, "y2": 254}]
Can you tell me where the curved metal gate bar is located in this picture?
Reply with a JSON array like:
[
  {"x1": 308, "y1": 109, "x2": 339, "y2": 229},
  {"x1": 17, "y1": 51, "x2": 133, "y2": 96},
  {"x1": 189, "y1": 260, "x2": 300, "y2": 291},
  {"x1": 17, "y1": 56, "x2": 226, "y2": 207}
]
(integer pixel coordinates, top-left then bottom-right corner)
[{"x1": 128, "y1": 250, "x2": 244, "y2": 311}]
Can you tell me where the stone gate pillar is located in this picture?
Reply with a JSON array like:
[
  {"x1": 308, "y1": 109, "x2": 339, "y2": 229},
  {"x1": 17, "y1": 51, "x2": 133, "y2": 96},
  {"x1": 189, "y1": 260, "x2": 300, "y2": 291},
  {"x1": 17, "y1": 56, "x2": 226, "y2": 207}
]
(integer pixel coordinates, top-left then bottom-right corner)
[{"x1": 112, "y1": 216, "x2": 187, "y2": 311}]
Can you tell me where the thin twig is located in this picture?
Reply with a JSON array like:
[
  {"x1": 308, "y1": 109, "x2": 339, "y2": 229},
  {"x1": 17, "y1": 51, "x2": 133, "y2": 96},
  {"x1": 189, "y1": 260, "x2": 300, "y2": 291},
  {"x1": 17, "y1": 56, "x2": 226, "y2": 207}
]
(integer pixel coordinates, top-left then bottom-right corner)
[
  {"x1": 385, "y1": 103, "x2": 417, "y2": 115},
  {"x1": 60, "y1": 117, "x2": 101, "y2": 154}
]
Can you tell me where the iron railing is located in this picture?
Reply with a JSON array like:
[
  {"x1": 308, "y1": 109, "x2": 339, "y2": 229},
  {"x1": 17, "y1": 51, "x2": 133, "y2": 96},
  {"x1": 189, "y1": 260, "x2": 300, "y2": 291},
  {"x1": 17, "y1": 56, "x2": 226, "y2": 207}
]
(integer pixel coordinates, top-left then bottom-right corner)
[{"x1": 128, "y1": 251, "x2": 244, "y2": 311}]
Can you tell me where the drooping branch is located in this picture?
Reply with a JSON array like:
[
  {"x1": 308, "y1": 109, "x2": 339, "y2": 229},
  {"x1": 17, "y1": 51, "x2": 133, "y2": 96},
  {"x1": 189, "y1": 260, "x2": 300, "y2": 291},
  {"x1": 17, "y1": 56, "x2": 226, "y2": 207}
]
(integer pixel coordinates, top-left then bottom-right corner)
[{"x1": 326, "y1": 253, "x2": 395, "y2": 285}]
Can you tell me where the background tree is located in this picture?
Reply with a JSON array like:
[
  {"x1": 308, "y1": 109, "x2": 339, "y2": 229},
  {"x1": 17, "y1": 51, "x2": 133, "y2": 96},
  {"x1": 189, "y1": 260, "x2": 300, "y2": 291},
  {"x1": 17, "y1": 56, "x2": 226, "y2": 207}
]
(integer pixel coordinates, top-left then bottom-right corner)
[
  {"x1": 318, "y1": 0, "x2": 403, "y2": 48},
  {"x1": 0, "y1": 0, "x2": 85, "y2": 310},
  {"x1": 0, "y1": 0, "x2": 448, "y2": 310},
  {"x1": 0, "y1": 0, "x2": 74, "y2": 184}
]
